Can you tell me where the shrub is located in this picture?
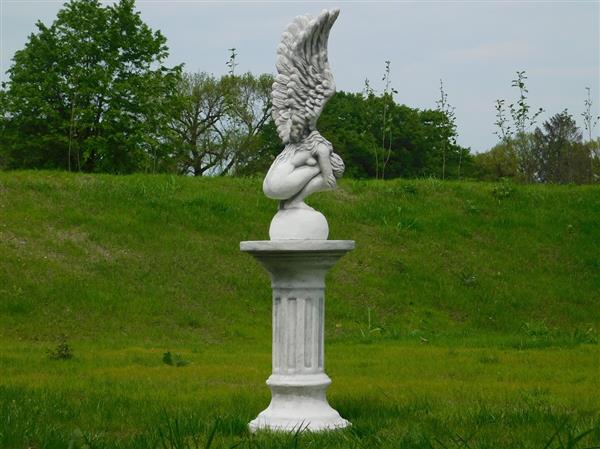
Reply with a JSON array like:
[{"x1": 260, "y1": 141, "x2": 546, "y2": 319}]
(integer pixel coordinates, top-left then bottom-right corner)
[{"x1": 47, "y1": 336, "x2": 73, "y2": 360}]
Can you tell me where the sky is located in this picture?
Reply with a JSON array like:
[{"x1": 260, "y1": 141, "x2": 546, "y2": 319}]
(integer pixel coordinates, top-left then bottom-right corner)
[{"x1": 1, "y1": 0, "x2": 599, "y2": 153}]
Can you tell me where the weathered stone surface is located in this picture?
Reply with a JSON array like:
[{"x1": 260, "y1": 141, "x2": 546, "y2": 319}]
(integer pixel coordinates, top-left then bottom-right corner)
[
  {"x1": 240, "y1": 10, "x2": 353, "y2": 432},
  {"x1": 263, "y1": 9, "x2": 343, "y2": 237},
  {"x1": 241, "y1": 240, "x2": 353, "y2": 431},
  {"x1": 268, "y1": 208, "x2": 329, "y2": 240}
]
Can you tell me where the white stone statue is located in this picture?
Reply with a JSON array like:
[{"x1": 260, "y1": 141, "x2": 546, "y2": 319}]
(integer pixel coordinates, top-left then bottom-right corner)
[
  {"x1": 263, "y1": 9, "x2": 343, "y2": 240},
  {"x1": 241, "y1": 9, "x2": 354, "y2": 432}
]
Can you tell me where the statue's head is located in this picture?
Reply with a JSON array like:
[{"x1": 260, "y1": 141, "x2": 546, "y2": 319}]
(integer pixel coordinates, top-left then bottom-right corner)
[{"x1": 302, "y1": 131, "x2": 344, "y2": 179}]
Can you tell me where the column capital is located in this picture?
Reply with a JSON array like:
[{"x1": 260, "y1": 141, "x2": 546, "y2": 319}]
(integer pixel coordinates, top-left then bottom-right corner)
[{"x1": 241, "y1": 240, "x2": 355, "y2": 288}]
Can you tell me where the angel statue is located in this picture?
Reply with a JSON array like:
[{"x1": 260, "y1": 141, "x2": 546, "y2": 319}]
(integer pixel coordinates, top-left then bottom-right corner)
[{"x1": 263, "y1": 9, "x2": 343, "y2": 240}]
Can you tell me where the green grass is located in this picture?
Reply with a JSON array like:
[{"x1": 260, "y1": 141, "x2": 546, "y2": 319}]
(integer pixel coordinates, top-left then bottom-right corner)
[{"x1": 0, "y1": 171, "x2": 599, "y2": 448}]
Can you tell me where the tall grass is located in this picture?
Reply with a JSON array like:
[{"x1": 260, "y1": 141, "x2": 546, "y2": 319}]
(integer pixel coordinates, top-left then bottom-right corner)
[{"x1": 0, "y1": 171, "x2": 598, "y2": 448}]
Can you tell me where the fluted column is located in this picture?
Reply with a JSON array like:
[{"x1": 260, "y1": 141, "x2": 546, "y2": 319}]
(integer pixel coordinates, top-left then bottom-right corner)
[
  {"x1": 241, "y1": 240, "x2": 354, "y2": 432},
  {"x1": 272, "y1": 293, "x2": 323, "y2": 375}
]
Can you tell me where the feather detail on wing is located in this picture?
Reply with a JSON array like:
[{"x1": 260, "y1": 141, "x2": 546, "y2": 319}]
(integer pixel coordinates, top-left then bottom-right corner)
[{"x1": 271, "y1": 9, "x2": 339, "y2": 144}]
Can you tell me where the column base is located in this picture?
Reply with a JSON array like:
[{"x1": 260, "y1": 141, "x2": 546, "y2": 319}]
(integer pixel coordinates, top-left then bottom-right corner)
[{"x1": 249, "y1": 373, "x2": 349, "y2": 432}]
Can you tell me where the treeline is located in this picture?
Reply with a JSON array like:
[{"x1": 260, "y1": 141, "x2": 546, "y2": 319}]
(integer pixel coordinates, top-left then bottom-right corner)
[
  {"x1": 0, "y1": 0, "x2": 466, "y2": 179},
  {"x1": 474, "y1": 112, "x2": 599, "y2": 184},
  {"x1": 473, "y1": 72, "x2": 599, "y2": 183},
  {"x1": 319, "y1": 90, "x2": 468, "y2": 179},
  {"x1": 0, "y1": 0, "x2": 597, "y2": 184}
]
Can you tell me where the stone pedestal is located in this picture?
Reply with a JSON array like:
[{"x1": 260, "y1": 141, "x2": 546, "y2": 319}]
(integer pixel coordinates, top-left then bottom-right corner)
[{"x1": 240, "y1": 240, "x2": 354, "y2": 432}]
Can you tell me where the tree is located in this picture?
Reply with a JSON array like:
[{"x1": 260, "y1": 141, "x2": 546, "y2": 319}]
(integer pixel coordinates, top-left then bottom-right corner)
[
  {"x1": 219, "y1": 73, "x2": 273, "y2": 175},
  {"x1": 0, "y1": 87, "x2": 9, "y2": 169},
  {"x1": 478, "y1": 109, "x2": 593, "y2": 184},
  {"x1": 378, "y1": 60, "x2": 397, "y2": 179},
  {"x1": 169, "y1": 71, "x2": 274, "y2": 176},
  {"x1": 581, "y1": 87, "x2": 600, "y2": 182},
  {"x1": 436, "y1": 79, "x2": 457, "y2": 179},
  {"x1": 509, "y1": 71, "x2": 544, "y2": 136},
  {"x1": 534, "y1": 110, "x2": 586, "y2": 183},
  {"x1": 472, "y1": 141, "x2": 519, "y2": 181},
  {"x1": 583, "y1": 138, "x2": 600, "y2": 182},
  {"x1": 318, "y1": 91, "x2": 379, "y2": 178},
  {"x1": 493, "y1": 71, "x2": 544, "y2": 182},
  {"x1": 0, "y1": 0, "x2": 181, "y2": 173},
  {"x1": 318, "y1": 91, "x2": 468, "y2": 179},
  {"x1": 226, "y1": 48, "x2": 238, "y2": 77},
  {"x1": 169, "y1": 72, "x2": 229, "y2": 176}
]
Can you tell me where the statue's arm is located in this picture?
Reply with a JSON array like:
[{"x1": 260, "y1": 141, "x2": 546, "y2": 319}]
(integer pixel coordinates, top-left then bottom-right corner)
[{"x1": 314, "y1": 144, "x2": 336, "y2": 188}]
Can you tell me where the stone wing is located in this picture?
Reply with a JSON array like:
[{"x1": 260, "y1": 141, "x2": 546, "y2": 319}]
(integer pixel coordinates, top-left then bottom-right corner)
[{"x1": 271, "y1": 9, "x2": 339, "y2": 145}]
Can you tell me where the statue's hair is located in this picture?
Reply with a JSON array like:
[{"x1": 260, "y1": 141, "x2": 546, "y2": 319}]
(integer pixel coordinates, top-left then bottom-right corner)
[
  {"x1": 330, "y1": 152, "x2": 345, "y2": 179},
  {"x1": 304, "y1": 130, "x2": 329, "y2": 155},
  {"x1": 303, "y1": 131, "x2": 345, "y2": 179},
  {"x1": 273, "y1": 130, "x2": 344, "y2": 178}
]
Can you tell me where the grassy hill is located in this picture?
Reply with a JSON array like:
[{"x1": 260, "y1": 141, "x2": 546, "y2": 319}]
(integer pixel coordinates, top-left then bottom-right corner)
[
  {"x1": 1, "y1": 171, "x2": 598, "y2": 345},
  {"x1": 0, "y1": 171, "x2": 599, "y2": 449}
]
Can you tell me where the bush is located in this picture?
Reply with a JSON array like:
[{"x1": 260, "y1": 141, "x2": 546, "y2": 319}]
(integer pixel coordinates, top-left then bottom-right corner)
[
  {"x1": 162, "y1": 351, "x2": 188, "y2": 367},
  {"x1": 47, "y1": 336, "x2": 73, "y2": 360}
]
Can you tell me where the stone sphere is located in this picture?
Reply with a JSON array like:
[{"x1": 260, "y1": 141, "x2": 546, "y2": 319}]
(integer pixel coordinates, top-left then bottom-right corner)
[{"x1": 269, "y1": 208, "x2": 329, "y2": 240}]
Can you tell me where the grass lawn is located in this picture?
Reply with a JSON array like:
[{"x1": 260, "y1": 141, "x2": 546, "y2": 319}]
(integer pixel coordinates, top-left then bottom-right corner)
[
  {"x1": 0, "y1": 171, "x2": 599, "y2": 448},
  {"x1": 2, "y1": 340, "x2": 599, "y2": 448}
]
